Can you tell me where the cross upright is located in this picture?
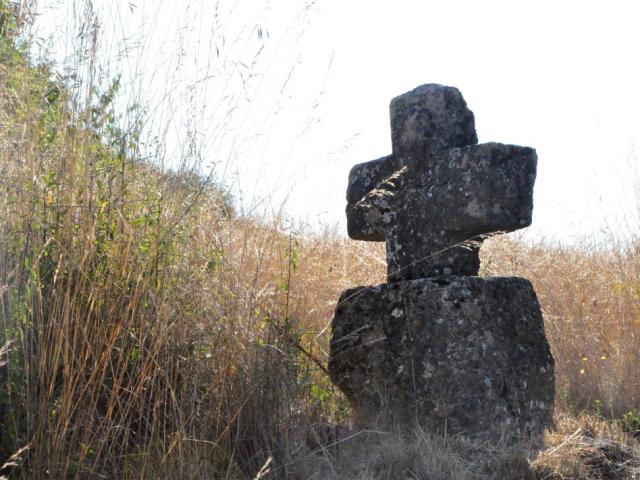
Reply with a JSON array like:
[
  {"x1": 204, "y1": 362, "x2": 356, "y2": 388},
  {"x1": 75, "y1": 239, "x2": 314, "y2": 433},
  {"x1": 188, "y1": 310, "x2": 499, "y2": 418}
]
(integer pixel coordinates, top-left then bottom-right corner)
[{"x1": 346, "y1": 84, "x2": 537, "y2": 282}]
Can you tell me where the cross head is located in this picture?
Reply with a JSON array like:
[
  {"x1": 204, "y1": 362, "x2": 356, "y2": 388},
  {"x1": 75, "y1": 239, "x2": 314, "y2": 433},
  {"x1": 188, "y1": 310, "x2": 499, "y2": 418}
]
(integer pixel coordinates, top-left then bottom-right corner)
[{"x1": 346, "y1": 84, "x2": 537, "y2": 282}]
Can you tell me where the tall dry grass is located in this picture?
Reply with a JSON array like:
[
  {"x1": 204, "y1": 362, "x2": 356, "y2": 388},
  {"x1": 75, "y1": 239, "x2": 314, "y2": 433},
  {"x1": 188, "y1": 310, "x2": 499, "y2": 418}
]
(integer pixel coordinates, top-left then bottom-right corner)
[
  {"x1": 0, "y1": 2, "x2": 379, "y2": 477},
  {"x1": 1, "y1": 1, "x2": 639, "y2": 479}
]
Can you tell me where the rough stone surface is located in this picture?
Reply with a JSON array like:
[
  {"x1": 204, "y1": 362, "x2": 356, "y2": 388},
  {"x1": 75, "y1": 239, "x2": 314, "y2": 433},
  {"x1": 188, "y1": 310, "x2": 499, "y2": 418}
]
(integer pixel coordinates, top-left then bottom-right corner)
[
  {"x1": 329, "y1": 276, "x2": 555, "y2": 439},
  {"x1": 390, "y1": 83, "x2": 477, "y2": 163},
  {"x1": 346, "y1": 84, "x2": 537, "y2": 282}
]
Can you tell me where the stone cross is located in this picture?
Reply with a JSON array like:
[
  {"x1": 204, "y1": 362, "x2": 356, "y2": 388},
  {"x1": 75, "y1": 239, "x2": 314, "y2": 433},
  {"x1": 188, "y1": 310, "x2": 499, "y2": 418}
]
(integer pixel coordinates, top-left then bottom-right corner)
[
  {"x1": 330, "y1": 84, "x2": 554, "y2": 440},
  {"x1": 346, "y1": 84, "x2": 537, "y2": 282}
]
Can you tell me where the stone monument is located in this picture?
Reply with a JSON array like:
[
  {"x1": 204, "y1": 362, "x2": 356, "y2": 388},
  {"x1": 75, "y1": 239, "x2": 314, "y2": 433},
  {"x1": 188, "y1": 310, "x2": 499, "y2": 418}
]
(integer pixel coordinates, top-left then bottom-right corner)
[{"x1": 329, "y1": 84, "x2": 554, "y2": 440}]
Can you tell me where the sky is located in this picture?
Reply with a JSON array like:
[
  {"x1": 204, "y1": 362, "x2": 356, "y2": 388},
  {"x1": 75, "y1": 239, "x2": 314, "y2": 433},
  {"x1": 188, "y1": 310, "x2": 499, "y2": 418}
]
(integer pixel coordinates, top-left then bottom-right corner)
[{"x1": 33, "y1": 0, "x2": 640, "y2": 243}]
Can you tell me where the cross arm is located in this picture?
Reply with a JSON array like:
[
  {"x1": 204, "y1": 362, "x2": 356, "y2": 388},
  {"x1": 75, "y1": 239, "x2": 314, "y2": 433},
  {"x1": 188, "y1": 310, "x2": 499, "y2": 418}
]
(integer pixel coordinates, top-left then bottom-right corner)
[
  {"x1": 346, "y1": 154, "x2": 399, "y2": 241},
  {"x1": 413, "y1": 142, "x2": 537, "y2": 237}
]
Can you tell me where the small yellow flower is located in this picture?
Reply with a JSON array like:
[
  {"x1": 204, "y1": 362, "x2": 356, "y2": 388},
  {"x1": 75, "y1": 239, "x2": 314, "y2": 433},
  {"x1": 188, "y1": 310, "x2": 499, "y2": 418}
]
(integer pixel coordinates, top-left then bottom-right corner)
[
  {"x1": 600, "y1": 354, "x2": 608, "y2": 361},
  {"x1": 579, "y1": 369, "x2": 586, "y2": 375},
  {"x1": 581, "y1": 356, "x2": 588, "y2": 362}
]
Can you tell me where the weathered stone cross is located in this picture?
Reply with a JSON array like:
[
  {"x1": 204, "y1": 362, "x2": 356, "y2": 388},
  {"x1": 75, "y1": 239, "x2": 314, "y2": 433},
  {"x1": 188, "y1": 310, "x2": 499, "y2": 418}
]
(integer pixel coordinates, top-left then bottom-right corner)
[{"x1": 346, "y1": 84, "x2": 537, "y2": 282}]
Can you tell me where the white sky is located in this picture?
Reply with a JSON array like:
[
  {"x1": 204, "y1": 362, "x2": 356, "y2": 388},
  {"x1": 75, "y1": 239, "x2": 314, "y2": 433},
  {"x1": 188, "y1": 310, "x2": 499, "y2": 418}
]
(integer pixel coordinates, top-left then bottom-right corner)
[{"x1": 34, "y1": 0, "x2": 640, "y2": 243}]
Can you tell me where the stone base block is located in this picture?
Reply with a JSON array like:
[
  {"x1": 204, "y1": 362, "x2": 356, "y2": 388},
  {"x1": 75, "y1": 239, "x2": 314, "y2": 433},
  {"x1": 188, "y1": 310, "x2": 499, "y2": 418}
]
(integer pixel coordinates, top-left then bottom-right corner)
[{"x1": 329, "y1": 276, "x2": 554, "y2": 440}]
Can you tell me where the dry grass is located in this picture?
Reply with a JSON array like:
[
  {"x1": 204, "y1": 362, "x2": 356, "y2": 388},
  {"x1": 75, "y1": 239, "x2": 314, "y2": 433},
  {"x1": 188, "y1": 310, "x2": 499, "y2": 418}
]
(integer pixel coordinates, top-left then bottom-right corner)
[
  {"x1": 1, "y1": 1, "x2": 640, "y2": 479},
  {"x1": 289, "y1": 413, "x2": 640, "y2": 479},
  {"x1": 533, "y1": 413, "x2": 640, "y2": 479}
]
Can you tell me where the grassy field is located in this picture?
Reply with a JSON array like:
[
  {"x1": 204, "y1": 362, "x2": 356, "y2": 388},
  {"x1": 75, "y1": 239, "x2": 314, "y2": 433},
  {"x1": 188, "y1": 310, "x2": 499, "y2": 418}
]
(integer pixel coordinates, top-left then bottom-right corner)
[{"x1": 1, "y1": 1, "x2": 639, "y2": 478}]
